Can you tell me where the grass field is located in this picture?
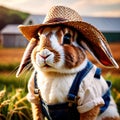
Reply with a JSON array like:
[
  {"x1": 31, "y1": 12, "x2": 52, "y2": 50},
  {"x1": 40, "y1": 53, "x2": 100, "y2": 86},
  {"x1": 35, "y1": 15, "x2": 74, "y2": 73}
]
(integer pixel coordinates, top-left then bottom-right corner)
[
  {"x1": 0, "y1": 48, "x2": 33, "y2": 119},
  {"x1": 0, "y1": 42, "x2": 120, "y2": 119}
]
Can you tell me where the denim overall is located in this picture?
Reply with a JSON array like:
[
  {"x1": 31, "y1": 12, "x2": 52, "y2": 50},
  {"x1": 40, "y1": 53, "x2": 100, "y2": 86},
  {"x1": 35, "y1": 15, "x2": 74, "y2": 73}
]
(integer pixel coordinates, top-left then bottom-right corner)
[{"x1": 34, "y1": 61, "x2": 111, "y2": 120}]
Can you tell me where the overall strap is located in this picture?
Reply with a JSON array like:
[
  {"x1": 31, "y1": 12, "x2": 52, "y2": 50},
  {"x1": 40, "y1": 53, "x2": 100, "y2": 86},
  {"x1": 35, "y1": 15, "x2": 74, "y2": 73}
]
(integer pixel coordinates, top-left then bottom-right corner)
[
  {"x1": 34, "y1": 71, "x2": 40, "y2": 94},
  {"x1": 100, "y1": 81, "x2": 111, "y2": 114},
  {"x1": 67, "y1": 61, "x2": 93, "y2": 104}
]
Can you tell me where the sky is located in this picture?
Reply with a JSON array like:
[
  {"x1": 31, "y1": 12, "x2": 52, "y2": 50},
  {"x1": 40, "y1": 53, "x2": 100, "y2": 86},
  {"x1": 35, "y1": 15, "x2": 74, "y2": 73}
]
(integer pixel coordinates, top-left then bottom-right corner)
[{"x1": 0, "y1": 0, "x2": 120, "y2": 17}]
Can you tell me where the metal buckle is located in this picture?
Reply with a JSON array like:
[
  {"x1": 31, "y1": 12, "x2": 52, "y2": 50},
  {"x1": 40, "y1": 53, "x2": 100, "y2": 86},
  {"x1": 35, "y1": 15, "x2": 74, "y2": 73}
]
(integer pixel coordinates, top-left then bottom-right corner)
[
  {"x1": 34, "y1": 88, "x2": 40, "y2": 94},
  {"x1": 67, "y1": 95, "x2": 79, "y2": 107}
]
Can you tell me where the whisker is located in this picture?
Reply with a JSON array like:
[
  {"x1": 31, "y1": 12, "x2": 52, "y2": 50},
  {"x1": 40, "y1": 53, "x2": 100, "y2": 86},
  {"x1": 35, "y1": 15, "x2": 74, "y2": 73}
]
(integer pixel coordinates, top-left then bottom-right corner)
[
  {"x1": 23, "y1": 63, "x2": 33, "y2": 72},
  {"x1": 15, "y1": 63, "x2": 33, "y2": 90}
]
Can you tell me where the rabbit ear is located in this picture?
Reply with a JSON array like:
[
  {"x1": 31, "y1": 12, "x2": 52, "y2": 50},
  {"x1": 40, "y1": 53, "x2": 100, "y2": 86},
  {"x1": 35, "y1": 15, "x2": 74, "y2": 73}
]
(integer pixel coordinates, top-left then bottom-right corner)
[
  {"x1": 16, "y1": 38, "x2": 38, "y2": 77},
  {"x1": 78, "y1": 33, "x2": 119, "y2": 69}
]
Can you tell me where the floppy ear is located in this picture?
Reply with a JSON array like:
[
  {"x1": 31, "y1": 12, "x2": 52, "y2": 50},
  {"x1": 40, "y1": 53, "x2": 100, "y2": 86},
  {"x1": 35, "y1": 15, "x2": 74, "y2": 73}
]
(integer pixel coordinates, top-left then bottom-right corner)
[
  {"x1": 78, "y1": 30, "x2": 119, "y2": 68},
  {"x1": 16, "y1": 38, "x2": 38, "y2": 77}
]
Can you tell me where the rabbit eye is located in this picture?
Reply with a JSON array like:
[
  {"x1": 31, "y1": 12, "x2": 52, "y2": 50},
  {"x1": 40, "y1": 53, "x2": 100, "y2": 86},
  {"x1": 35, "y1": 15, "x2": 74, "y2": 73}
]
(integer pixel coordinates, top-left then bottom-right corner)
[
  {"x1": 35, "y1": 34, "x2": 40, "y2": 40},
  {"x1": 63, "y1": 33, "x2": 71, "y2": 45}
]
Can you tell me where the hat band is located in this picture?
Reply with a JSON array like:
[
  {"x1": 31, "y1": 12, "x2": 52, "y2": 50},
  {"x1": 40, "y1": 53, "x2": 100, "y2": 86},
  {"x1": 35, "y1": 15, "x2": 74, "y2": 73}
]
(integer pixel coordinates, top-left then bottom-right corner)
[{"x1": 44, "y1": 17, "x2": 67, "y2": 24}]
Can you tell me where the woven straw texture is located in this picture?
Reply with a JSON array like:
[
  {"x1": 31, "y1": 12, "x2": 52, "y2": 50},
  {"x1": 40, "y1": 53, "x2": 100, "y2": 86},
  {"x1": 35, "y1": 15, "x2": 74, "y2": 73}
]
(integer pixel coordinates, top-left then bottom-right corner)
[{"x1": 43, "y1": 6, "x2": 82, "y2": 23}]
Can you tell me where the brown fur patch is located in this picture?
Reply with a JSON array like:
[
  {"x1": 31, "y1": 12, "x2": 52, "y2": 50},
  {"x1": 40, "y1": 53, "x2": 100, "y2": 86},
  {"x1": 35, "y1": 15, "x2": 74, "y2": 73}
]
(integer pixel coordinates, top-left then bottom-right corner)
[
  {"x1": 31, "y1": 103, "x2": 43, "y2": 120},
  {"x1": 51, "y1": 49, "x2": 61, "y2": 63},
  {"x1": 80, "y1": 106, "x2": 100, "y2": 120},
  {"x1": 38, "y1": 33, "x2": 52, "y2": 50},
  {"x1": 64, "y1": 45, "x2": 85, "y2": 68},
  {"x1": 56, "y1": 27, "x2": 64, "y2": 44}
]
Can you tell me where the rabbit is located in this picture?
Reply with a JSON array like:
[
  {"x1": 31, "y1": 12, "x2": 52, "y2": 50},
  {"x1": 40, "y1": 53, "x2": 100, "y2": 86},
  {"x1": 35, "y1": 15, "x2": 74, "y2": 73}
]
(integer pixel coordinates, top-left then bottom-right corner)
[{"x1": 16, "y1": 6, "x2": 120, "y2": 120}]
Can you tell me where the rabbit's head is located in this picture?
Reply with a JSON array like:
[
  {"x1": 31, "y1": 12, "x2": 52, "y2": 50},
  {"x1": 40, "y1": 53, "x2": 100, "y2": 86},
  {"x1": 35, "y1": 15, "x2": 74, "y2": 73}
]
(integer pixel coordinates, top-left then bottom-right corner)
[
  {"x1": 31, "y1": 26, "x2": 87, "y2": 74},
  {"x1": 16, "y1": 6, "x2": 119, "y2": 76}
]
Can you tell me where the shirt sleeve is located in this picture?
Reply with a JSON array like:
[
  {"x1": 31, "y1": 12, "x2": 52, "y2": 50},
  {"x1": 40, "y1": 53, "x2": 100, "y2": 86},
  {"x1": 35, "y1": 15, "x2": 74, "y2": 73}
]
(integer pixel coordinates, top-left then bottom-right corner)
[{"x1": 77, "y1": 67, "x2": 105, "y2": 113}]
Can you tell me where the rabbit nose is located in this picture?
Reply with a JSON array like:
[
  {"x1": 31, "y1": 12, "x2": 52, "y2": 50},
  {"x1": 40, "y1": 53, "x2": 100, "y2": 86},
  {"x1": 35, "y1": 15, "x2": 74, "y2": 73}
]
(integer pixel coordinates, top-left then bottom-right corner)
[
  {"x1": 38, "y1": 49, "x2": 52, "y2": 60},
  {"x1": 39, "y1": 54, "x2": 51, "y2": 60}
]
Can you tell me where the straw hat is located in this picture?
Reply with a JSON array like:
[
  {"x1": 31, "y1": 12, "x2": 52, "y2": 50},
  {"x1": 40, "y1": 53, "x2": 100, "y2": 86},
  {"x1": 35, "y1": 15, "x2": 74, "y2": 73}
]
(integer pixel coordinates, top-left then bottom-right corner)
[
  {"x1": 16, "y1": 5, "x2": 119, "y2": 76},
  {"x1": 18, "y1": 5, "x2": 106, "y2": 42}
]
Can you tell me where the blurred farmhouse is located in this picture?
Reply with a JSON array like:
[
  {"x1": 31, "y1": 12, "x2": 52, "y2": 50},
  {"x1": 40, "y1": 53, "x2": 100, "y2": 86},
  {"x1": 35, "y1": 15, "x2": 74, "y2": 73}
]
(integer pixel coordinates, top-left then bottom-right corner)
[
  {"x1": 0, "y1": 15, "x2": 120, "y2": 47},
  {"x1": 0, "y1": 24, "x2": 27, "y2": 47},
  {"x1": 0, "y1": 15, "x2": 45, "y2": 48}
]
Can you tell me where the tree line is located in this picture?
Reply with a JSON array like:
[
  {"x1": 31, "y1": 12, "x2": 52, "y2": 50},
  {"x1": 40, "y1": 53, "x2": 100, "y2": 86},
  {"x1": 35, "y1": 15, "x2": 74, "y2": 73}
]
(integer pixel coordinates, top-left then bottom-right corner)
[{"x1": 0, "y1": 6, "x2": 29, "y2": 30}]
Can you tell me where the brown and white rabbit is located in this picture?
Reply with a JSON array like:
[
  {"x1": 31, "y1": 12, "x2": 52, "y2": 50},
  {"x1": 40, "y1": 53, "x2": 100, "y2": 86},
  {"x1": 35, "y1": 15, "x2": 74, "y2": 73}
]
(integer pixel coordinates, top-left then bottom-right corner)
[{"x1": 16, "y1": 6, "x2": 120, "y2": 120}]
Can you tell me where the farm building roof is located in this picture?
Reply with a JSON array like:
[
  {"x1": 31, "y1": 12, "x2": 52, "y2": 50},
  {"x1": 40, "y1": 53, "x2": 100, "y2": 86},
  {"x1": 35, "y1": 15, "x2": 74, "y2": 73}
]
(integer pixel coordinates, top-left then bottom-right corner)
[
  {"x1": 1, "y1": 16, "x2": 120, "y2": 35},
  {"x1": 1, "y1": 24, "x2": 20, "y2": 34},
  {"x1": 23, "y1": 15, "x2": 45, "y2": 25},
  {"x1": 23, "y1": 14, "x2": 120, "y2": 33},
  {"x1": 82, "y1": 17, "x2": 120, "y2": 32}
]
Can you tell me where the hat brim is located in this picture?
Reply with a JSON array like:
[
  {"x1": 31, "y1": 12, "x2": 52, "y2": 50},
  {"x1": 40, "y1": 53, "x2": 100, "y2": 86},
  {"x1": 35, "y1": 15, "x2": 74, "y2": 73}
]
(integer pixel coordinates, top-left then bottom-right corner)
[
  {"x1": 18, "y1": 21, "x2": 119, "y2": 69},
  {"x1": 18, "y1": 21, "x2": 105, "y2": 42}
]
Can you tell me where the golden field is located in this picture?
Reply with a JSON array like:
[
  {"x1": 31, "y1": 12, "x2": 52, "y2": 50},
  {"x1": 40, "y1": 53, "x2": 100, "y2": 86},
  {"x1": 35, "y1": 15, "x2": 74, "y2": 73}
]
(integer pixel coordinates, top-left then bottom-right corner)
[{"x1": 0, "y1": 42, "x2": 120, "y2": 76}]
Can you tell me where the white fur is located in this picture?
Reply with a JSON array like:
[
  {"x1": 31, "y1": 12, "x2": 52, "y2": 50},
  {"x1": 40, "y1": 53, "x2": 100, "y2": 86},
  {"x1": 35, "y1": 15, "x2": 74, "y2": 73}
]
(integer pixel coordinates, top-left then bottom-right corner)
[
  {"x1": 58, "y1": 58, "x2": 88, "y2": 74},
  {"x1": 37, "y1": 71, "x2": 76, "y2": 104},
  {"x1": 50, "y1": 33, "x2": 65, "y2": 68},
  {"x1": 36, "y1": 49, "x2": 54, "y2": 67}
]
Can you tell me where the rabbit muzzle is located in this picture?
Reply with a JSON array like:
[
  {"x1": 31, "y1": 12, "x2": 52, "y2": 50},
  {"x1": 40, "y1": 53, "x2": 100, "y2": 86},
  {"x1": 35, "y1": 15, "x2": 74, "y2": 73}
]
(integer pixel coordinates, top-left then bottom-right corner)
[{"x1": 36, "y1": 49, "x2": 55, "y2": 68}]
